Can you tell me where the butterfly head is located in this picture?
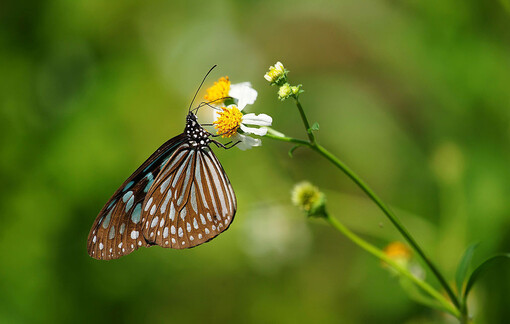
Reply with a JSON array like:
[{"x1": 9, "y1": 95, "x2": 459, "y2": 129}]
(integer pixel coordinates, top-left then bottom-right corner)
[{"x1": 185, "y1": 112, "x2": 211, "y2": 148}]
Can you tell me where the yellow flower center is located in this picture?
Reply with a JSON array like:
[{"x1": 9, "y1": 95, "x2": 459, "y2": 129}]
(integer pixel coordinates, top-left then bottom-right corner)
[
  {"x1": 267, "y1": 68, "x2": 281, "y2": 81},
  {"x1": 213, "y1": 106, "x2": 243, "y2": 138},
  {"x1": 205, "y1": 76, "x2": 230, "y2": 103}
]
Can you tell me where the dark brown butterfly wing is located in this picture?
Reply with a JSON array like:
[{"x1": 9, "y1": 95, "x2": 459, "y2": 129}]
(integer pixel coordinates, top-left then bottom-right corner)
[{"x1": 87, "y1": 134, "x2": 187, "y2": 260}]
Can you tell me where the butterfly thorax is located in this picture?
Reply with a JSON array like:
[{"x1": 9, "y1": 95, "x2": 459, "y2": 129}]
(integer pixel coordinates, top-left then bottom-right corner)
[{"x1": 185, "y1": 112, "x2": 211, "y2": 149}]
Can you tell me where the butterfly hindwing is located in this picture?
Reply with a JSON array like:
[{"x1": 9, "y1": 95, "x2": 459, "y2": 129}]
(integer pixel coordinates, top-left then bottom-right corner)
[
  {"x1": 141, "y1": 144, "x2": 236, "y2": 249},
  {"x1": 87, "y1": 134, "x2": 187, "y2": 260}
]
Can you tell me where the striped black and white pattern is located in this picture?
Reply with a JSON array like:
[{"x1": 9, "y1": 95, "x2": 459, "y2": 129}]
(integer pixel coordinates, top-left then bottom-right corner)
[{"x1": 87, "y1": 112, "x2": 236, "y2": 260}]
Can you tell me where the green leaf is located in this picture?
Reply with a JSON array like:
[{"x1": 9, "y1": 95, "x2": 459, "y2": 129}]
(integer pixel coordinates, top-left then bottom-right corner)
[
  {"x1": 455, "y1": 242, "x2": 479, "y2": 298},
  {"x1": 288, "y1": 145, "x2": 301, "y2": 158},
  {"x1": 310, "y1": 122, "x2": 319, "y2": 132},
  {"x1": 463, "y1": 253, "x2": 510, "y2": 302}
]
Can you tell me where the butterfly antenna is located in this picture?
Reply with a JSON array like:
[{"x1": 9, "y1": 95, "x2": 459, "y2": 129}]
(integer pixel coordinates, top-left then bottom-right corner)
[{"x1": 189, "y1": 65, "x2": 217, "y2": 113}]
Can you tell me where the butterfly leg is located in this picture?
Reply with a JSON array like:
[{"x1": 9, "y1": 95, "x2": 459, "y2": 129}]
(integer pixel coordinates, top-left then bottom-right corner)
[{"x1": 212, "y1": 139, "x2": 241, "y2": 150}]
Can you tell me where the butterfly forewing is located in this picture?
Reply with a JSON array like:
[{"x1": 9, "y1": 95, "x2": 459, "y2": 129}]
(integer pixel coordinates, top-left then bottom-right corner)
[{"x1": 87, "y1": 134, "x2": 187, "y2": 260}]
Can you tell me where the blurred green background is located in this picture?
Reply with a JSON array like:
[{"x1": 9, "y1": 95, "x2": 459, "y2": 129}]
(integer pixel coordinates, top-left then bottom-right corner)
[{"x1": 1, "y1": 0, "x2": 510, "y2": 323}]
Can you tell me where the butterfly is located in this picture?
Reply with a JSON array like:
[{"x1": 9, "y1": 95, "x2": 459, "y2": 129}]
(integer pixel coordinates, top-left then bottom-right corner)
[{"x1": 87, "y1": 69, "x2": 237, "y2": 260}]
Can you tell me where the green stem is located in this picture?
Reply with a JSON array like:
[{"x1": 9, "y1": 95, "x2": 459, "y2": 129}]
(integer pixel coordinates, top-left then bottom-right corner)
[
  {"x1": 294, "y1": 97, "x2": 316, "y2": 144},
  {"x1": 311, "y1": 144, "x2": 460, "y2": 309},
  {"x1": 264, "y1": 131, "x2": 461, "y2": 311},
  {"x1": 325, "y1": 214, "x2": 460, "y2": 317}
]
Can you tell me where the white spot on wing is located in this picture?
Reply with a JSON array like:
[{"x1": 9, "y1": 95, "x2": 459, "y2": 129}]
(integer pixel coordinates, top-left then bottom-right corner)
[
  {"x1": 145, "y1": 197, "x2": 153, "y2": 211},
  {"x1": 160, "y1": 178, "x2": 171, "y2": 194},
  {"x1": 169, "y1": 202, "x2": 176, "y2": 221},
  {"x1": 131, "y1": 230, "x2": 139, "y2": 239},
  {"x1": 151, "y1": 216, "x2": 159, "y2": 228},
  {"x1": 195, "y1": 156, "x2": 209, "y2": 209},
  {"x1": 163, "y1": 227, "x2": 169, "y2": 238},
  {"x1": 161, "y1": 189, "x2": 172, "y2": 213},
  {"x1": 190, "y1": 183, "x2": 198, "y2": 213}
]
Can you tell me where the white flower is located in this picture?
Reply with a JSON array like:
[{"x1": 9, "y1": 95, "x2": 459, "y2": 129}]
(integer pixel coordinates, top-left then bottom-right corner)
[
  {"x1": 228, "y1": 82, "x2": 258, "y2": 110},
  {"x1": 264, "y1": 61, "x2": 286, "y2": 84},
  {"x1": 212, "y1": 84, "x2": 272, "y2": 150},
  {"x1": 206, "y1": 77, "x2": 272, "y2": 150}
]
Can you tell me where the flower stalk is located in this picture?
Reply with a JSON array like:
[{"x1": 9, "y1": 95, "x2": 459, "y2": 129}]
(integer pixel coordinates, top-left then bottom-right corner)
[
  {"x1": 266, "y1": 130, "x2": 461, "y2": 311},
  {"x1": 325, "y1": 213, "x2": 460, "y2": 317},
  {"x1": 263, "y1": 61, "x2": 464, "y2": 319}
]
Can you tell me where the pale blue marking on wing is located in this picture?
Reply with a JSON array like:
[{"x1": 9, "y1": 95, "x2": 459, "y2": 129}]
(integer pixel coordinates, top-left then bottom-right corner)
[
  {"x1": 144, "y1": 173, "x2": 154, "y2": 193},
  {"x1": 122, "y1": 191, "x2": 133, "y2": 203},
  {"x1": 102, "y1": 209, "x2": 113, "y2": 229},
  {"x1": 122, "y1": 181, "x2": 134, "y2": 192},
  {"x1": 142, "y1": 142, "x2": 182, "y2": 172},
  {"x1": 125, "y1": 195, "x2": 134, "y2": 212},
  {"x1": 131, "y1": 203, "x2": 142, "y2": 224},
  {"x1": 107, "y1": 199, "x2": 117, "y2": 209}
]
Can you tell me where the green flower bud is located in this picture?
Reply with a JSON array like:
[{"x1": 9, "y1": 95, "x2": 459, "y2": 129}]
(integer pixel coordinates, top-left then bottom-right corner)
[
  {"x1": 291, "y1": 181, "x2": 327, "y2": 218},
  {"x1": 278, "y1": 83, "x2": 293, "y2": 101}
]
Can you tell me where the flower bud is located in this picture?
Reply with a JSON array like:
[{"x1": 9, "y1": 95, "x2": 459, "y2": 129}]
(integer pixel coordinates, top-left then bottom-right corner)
[
  {"x1": 264, "y1": 61, "x2": 287, "y2": 85},
  {"x1": 278, "y1": 83, "x2": 293, "y2": 101},
  {"x1": 382, "y1": 242, "x2": 412, "y2": 270},
  {"x1": 291, "y1": 181, "x2": 327, "y2": 218}
]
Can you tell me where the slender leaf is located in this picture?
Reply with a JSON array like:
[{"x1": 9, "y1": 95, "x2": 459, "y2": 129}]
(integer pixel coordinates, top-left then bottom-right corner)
[
  {"x1": 455, "y1": 242, "x2": 479, "y2": 297},
  {"x1": 463, "y1": 253, "x2": 510, "y2": 301}
]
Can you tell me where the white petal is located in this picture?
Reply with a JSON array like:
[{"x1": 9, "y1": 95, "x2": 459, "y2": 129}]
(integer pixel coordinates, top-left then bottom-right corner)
[
  {"x1": 242, "y1": 113, "x2": 272, "y2": 126},
  {"x1": 233, "y1": 133, "x2": 261, "y2": 150},
  {"x1": 229, "y1": 82, "x2": 257, "y2": 110},
  {"x1": 213, "y1": 109, "x2": 221, "y2": 122},
  {"x1": 240, "y1": 124, "x2": 268, "y2": 136}
]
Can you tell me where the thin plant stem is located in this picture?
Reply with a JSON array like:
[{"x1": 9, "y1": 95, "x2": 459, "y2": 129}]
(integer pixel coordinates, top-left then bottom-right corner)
[
  {"x1": 294, "y1": 97, "x2": 316, "y2": 144},
  {"x1": 311, "y1": 144, "x2": 460, "y2": 309},
  {"x1": 264, "y1": 130, "x2": 461, "y2": 311},
  {"x1": 325, "y1": 213, "x2": 460, "y2": 317}
]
